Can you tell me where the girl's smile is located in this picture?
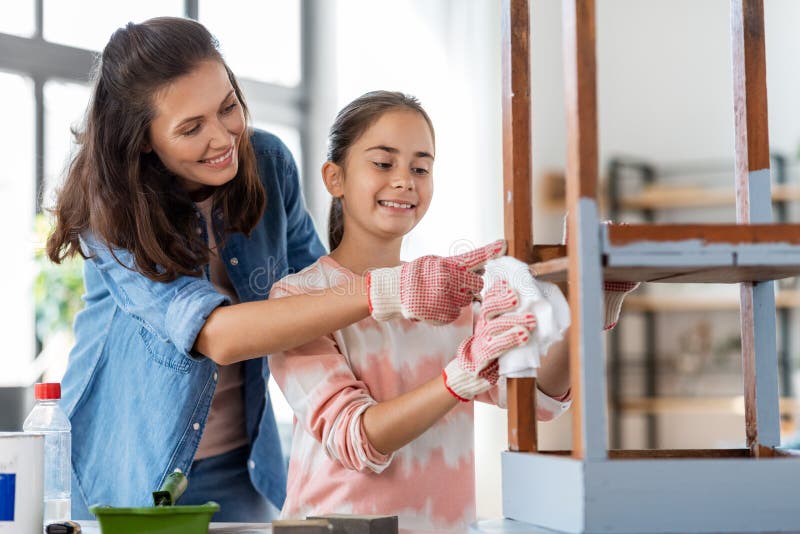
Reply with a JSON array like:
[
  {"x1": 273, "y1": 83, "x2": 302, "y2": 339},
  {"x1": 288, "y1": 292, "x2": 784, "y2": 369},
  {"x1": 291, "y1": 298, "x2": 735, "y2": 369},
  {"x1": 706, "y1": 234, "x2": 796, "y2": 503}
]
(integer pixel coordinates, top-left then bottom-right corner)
[
  {"x1": 339, "y1": 110, "x2": 433, "y2": 241},
  {"x1": 322, "y1": 107, "x2": 435, "y2": 273},
  {"x1": 377, "y1": 198, "x2": 417, "y2": 212}
]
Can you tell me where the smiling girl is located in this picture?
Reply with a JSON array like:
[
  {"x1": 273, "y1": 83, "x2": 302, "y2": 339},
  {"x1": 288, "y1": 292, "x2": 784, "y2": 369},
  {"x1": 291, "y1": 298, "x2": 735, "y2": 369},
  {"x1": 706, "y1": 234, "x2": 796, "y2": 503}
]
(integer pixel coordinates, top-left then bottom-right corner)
[{"x1": 269, "y1": 91, "x2": 573, "y2": 531}]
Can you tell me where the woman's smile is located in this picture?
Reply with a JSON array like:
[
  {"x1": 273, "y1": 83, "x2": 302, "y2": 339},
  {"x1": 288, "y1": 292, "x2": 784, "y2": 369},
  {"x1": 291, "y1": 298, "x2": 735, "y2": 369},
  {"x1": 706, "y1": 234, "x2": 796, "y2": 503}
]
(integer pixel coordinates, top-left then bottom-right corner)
[{"x1": 200, "y1": 145, "x2": 235, "y2": 169}]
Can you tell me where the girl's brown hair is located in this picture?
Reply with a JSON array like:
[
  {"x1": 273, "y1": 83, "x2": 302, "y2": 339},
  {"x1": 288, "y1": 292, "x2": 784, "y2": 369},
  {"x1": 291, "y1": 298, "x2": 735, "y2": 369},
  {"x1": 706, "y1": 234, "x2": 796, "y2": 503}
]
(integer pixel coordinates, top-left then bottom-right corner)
[
  {"x1": 46, "y1": 17, "x2": 266, "y2": 282},
  {"x1": 326, "y1": 90, "x2": 435, "y2": 250}
]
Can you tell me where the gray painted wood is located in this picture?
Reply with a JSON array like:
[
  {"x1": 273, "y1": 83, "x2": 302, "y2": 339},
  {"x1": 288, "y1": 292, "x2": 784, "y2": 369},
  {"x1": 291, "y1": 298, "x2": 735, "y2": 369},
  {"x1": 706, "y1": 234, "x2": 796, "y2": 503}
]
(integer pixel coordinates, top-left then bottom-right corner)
[
  {"x1": 743, "y1": 168, "x2": 781, "y2": 447},
  {"x1": 746, "y1": 169, "x2": 774, "y2": 224},
  {"x1": 584, "y1": 456, "x2": 800, "y2": 533},
  {"x1": 502, "y1": 452, "x2": 585, "y2": 534},
  {"x1": 576, "y1": 199, "x2": 608, "y2": 460},
  {"x1": 501, "y1": 451, "x2": 800, "y2": 533},
  {"x1": 605, "y1": 252, "x2": 734, "y2": 268},
  {"x1": 470, "y1": 518, "x2": 566, "y2": 534},
  {"x1": 749, "y1": 278, "x2": 781, "y2": 446}
]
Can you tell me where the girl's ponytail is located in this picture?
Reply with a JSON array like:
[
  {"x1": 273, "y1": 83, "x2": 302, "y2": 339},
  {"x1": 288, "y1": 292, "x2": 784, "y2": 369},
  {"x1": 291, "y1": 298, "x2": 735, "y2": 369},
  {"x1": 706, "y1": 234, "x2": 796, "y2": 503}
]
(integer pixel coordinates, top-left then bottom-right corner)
[{"x1": 328, "y1": 196, "x2": 345, "y2": 251}]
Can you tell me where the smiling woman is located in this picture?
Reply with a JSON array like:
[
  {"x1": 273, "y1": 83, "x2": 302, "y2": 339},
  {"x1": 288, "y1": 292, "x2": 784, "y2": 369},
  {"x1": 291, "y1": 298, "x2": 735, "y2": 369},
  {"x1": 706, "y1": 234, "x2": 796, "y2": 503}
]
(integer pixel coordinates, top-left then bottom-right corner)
[
  {"x1": 47, "y1": 18, "x2": 265, "y2": 283},
  {"x1": 147, "y1": 63, "x2": 246, "y2": 192}
]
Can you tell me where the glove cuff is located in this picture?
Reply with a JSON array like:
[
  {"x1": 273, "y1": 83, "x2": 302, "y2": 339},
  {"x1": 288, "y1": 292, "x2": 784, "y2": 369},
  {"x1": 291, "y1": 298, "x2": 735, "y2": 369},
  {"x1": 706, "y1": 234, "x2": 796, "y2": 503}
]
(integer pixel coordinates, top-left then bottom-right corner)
[
  {"x1": 443, "y1": 360, "x2": 490, "y2": 401},
  {"x1": 367, "y1": 266, "x2": 404, "y2": 321},
  {"x1": 603, "y1": 289, "x2": 627, "y2": 331}
]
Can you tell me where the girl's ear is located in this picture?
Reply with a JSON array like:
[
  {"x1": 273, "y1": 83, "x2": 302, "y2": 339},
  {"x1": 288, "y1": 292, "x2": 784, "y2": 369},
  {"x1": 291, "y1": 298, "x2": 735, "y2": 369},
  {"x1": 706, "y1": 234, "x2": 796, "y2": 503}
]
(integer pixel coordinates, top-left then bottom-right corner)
[
  {"x1": 141, "y1": 141, "x2": 153, "y2": 154},
  {"x1": 322, "y1": 161, "x2": 344, "y2": 197}
]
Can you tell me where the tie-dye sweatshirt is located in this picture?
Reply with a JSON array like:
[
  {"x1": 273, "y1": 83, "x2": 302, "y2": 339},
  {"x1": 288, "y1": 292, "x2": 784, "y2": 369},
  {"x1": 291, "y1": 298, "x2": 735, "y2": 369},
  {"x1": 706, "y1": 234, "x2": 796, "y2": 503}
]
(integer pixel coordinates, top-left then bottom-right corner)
[{"x1": 269, "y1": 256, "x2": 571, "y2": 531}]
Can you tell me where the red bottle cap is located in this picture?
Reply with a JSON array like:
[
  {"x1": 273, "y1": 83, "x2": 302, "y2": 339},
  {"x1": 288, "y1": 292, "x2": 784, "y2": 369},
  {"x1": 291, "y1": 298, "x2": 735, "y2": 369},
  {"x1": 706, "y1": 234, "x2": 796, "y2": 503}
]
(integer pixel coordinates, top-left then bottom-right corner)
[{"x1": 34, "y1": 383, "x2": 61, "y2": 400}]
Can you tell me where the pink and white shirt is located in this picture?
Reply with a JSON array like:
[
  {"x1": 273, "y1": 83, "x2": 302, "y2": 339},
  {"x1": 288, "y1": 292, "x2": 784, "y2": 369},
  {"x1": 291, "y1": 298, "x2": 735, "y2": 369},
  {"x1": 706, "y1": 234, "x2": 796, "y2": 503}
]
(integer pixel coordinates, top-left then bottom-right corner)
[{"x1": 269, "y1": 256, "x2": 571, "y2": 531}]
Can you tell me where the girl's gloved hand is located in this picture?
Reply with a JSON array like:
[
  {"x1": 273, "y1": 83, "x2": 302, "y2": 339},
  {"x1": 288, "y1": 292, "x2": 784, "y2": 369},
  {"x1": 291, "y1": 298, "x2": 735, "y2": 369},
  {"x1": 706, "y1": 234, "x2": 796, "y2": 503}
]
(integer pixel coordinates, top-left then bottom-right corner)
[
  {"x1": 367, "y1": 239, "x2": 507, "y2": 325},
  {"x1": 442, "y1": 281, "x2": 537, "y2": 401},
  {"x1": 562, "y1": 215, "x2": 640, "y2": 330}
]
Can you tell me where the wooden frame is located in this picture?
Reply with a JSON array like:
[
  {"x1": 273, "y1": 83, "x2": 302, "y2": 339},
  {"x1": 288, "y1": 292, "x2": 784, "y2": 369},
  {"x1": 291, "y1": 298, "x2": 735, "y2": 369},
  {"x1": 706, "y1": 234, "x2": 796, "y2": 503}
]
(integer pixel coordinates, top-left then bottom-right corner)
[{"x1": 493, "y1": 1, "x2": 800, "y2": 532}]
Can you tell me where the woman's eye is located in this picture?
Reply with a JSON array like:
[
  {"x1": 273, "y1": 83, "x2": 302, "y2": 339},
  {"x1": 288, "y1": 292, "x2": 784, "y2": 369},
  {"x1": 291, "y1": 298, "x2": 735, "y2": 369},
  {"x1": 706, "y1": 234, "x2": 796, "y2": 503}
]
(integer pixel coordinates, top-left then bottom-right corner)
[
  {"x1": 222, "y1": 102, "x2": 238, "y2": 114},
  {"x1": 412, "y1": 167, "x2": 430, "y2": 176},
  {"x1": 373, "y1": 162, "x2": 392, "y2": 169},
  {"x1": 184, "y1": 123, "x2": 202, "y2": 136}
]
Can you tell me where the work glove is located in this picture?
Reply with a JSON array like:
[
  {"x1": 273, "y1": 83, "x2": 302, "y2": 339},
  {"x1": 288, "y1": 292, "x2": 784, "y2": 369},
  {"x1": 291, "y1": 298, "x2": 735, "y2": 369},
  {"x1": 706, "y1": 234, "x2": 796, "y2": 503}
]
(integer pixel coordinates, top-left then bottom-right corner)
[
  {"x1": 562, "y1": 215, "x2": 639, "y2": 330},
  {"x1": 601, "y1": 281, "x2": 638, "y2": 331},
  {"x1": 443, "y1": 280, "x2": 537, "y2": 401},
  {"x1": 367, "y1": 239, "x2": 507, "y2": 325}
]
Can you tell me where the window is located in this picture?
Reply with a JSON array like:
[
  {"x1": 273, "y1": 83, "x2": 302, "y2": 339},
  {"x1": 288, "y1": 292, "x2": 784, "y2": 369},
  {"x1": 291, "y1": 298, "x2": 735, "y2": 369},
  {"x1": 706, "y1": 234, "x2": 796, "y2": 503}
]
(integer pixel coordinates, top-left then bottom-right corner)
[
  {"x1": 43, "y1": 0, "x2": 183, "y2": 51},
  {"x1": 0, "y1": 72, "x2": 35, "y2": 383},
  {"x1": 199, "y1": 0, "x2": 301, "y2": 86},
  {"x1": 43, "y1": 81, "x2": 90, "y2": 210},
  {"x1": 0, "y1": 1, "x2": 35, "y2": 37}
]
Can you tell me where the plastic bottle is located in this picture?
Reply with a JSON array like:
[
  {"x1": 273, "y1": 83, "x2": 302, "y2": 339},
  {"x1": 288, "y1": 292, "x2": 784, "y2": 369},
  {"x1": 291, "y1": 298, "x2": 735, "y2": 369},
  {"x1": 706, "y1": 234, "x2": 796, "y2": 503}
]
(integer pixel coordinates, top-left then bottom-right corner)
[{"x1": 23, "y1": 383, "x2": 71, "y2": 525}]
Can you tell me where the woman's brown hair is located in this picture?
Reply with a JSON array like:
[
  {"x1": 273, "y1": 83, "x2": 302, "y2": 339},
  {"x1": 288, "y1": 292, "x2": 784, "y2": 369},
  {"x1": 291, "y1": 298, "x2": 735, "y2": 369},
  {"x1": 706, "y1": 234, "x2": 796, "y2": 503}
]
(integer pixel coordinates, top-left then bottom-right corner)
[
  {"x1": 46, "y1": 17, "x2": 266, "y2": 282},
  {"x1": 326, "y1": 90, "x2": 435, "y2": 250}
]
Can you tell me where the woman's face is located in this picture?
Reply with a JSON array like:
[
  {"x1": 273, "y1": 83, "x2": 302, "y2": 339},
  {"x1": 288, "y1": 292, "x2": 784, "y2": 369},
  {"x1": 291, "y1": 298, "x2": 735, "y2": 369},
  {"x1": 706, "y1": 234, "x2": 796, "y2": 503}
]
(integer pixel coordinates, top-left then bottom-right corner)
[
  {"x1": 148, "y1": 60, "x2": 246, "y2": 192},
  {"x1": 336, "y1": 109, "x2": 435, "y2": 242}
]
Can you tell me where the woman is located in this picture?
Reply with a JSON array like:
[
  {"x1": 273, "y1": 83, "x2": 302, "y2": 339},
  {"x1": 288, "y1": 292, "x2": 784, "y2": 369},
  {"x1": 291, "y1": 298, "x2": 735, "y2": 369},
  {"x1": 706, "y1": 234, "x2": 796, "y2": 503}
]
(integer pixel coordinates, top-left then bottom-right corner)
[{"x1": 47, "y1": 17, "x2": 503, "y2": 521}]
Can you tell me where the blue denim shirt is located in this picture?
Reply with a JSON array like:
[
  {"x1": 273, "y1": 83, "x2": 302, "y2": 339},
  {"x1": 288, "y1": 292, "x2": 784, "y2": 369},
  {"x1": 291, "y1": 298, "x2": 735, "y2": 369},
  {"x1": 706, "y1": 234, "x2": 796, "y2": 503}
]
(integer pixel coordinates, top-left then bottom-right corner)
[{"x1": 61, "y1": 130, "x2": 326, "y2": 518}]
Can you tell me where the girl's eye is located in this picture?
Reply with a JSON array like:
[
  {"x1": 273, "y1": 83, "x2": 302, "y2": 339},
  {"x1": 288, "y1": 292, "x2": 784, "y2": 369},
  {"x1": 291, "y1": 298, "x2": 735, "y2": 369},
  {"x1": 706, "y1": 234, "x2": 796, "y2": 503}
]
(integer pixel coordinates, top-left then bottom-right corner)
[
  {"x1": 373, "y1": 161, "x2": 392, "y2": 169},
  {"x1": 412, "y1": 168, "x2": 430, "y2": 176},
  {"x1": 222, "y1": 102, "x2": 238, "y2": 114},
  {"x1": 184, "y1": 123, "x2": 202, "y2": 136}
]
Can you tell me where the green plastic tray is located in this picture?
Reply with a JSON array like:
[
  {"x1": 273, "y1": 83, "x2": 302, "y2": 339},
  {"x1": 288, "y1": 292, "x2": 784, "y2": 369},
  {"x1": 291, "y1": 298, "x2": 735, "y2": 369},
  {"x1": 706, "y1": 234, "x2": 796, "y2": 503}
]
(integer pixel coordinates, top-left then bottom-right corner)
[{"x1": 90, "y1": 502, "x2": 219, "y2": 534}]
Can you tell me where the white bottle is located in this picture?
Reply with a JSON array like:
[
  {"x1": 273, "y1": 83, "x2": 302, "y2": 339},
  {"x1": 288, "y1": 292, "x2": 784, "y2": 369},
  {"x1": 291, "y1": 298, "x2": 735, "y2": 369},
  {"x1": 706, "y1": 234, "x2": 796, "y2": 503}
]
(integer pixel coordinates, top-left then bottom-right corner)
[{"x1": 23, "y1": 382, "x2": 71, "y2": 526}]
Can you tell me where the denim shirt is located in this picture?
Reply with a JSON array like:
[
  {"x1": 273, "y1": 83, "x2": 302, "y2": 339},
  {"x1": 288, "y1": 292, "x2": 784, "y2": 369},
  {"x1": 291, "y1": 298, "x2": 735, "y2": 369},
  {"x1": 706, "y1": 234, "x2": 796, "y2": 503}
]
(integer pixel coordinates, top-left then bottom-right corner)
[{"x1": 61, "y1": 130, "x2": 326, "y2": 518}]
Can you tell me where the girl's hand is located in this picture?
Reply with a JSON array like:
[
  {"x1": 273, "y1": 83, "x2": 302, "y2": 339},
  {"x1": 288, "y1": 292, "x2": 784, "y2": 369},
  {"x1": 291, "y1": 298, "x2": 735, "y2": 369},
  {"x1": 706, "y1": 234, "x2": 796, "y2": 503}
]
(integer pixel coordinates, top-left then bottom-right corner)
[
  {"x1": 367, "y1": 239, "x2": 507, "y2": 324},
  {"x1": 442, "y1": 281, "x2": 537, "y2": 401},
  {"x1": 562, "y1": 215, "x2": 640, "y2": 330}
]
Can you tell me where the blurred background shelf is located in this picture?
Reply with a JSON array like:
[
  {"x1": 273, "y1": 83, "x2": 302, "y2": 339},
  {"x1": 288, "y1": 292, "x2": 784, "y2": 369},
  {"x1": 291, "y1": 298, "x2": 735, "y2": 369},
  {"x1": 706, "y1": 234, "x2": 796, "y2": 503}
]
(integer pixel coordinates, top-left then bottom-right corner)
[
  {"x1": 619, "y1": 183, "x2": 800, "y2": 210},
  {"x1": 619, "y1": 395, "x2": 800, "y2": 416},
  {"x1": 605, "y1": 154, "x2": 800, "y2": 450},
  {"x1": 624, "y1": 289, "x2": 800, "y2": 312}
]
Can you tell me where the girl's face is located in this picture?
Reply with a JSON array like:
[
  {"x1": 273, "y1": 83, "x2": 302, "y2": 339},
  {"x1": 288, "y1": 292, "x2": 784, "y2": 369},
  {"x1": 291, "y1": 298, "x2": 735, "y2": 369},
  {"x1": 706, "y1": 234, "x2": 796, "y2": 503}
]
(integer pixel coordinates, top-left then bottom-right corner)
[
  {"x1": 335, "y1": 109, "x2": 435, "y2": 243},
  {"x1": 147, "y1": 60, "x2": 246, "y2": 192}
]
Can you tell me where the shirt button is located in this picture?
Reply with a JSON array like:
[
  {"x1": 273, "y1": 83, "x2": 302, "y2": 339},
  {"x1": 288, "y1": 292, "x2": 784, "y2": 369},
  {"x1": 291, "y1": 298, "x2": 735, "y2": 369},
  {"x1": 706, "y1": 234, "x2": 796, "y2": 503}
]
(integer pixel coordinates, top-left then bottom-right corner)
[
  {"x1": 213, "y1": 372, "x2": 219, "y2": 382},
  {"x1": 193, "y1": 422, "x2": 200, "y2": 431},
  {"x1": 230, "y1": 257, "x2": 239, "y2": 266},
  {"x1": 173, "y1": 467, "x2": 183, "y2": 473},
  {"x1": 248, "y1": 460, "x2": 256, "y2": 469}
]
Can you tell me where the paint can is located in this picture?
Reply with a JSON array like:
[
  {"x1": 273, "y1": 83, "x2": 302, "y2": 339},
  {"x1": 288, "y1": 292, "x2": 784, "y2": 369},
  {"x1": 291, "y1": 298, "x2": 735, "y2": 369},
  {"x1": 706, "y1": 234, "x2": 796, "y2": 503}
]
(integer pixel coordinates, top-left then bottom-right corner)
[{"x1": 0, "y1": 432, "x2": 44, "y2": 533}]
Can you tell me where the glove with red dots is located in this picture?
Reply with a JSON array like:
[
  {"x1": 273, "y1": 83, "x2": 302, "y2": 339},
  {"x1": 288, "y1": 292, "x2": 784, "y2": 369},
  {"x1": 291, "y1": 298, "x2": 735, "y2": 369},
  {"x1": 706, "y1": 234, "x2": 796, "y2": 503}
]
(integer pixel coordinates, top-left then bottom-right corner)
[{"x1": 442, "y1": 280, "x2": 537, "y2": 401}]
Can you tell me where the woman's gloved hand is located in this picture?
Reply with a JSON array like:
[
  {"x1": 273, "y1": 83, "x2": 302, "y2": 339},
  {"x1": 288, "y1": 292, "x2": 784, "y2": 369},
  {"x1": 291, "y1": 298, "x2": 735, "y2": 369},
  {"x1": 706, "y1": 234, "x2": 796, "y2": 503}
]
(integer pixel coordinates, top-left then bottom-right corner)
[
  {"x1": 367, "y1": 239, "x2": 507, "y2": 324},
  {"x1": 442, "y1": 281, "x2": 537, "y2": 401}
]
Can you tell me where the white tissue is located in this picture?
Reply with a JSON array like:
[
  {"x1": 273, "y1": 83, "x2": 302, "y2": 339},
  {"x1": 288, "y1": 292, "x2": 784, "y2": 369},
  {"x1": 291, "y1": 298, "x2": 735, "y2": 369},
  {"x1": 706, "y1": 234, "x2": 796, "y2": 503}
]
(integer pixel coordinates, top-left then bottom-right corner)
[{"x1": 482, "y1": 257, "x2": 570, "y2": 378}]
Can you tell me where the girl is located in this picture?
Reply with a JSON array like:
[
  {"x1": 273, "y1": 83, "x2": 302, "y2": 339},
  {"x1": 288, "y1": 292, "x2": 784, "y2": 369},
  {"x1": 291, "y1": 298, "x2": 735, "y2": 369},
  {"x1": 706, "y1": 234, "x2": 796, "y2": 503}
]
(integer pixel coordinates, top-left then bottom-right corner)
[
  {"x1": 46, "y1": 19, "x2": 503, "y2": 522},
  {"x1": 269, "y1": 91, "x2": 573, "y2": 531}
]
